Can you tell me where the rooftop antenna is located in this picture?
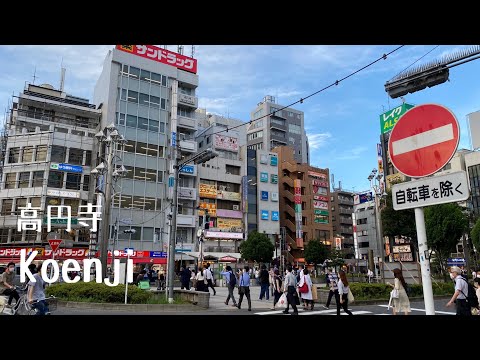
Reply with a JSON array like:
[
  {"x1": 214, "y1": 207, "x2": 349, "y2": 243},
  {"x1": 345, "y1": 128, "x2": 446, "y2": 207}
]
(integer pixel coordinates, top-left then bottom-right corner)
[
  {"x1": 32, "y1": 66, "x2": 37, "y2": 85},
  {"x1": 177, "y1": 45, "x2": 184, "y2": 55},
  {"x1": 59, "y1": 58, "x2": 66, "y2": 92},
  {"x1": 191, "y1": 45, "x2": 195, "y2": 58},
  {"x1": 331, "y1": 173, "x2": 335, "y2": 191}
]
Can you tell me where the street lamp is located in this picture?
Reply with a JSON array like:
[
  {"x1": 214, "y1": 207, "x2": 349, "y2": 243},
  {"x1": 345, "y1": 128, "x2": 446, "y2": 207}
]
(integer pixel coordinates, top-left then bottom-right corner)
[
  {"x1": 93, "y1": 123, "x2": 128, "y2": 279},
  {"x1": 368, "y1": 168, "x2": 386, "y2": 283}
]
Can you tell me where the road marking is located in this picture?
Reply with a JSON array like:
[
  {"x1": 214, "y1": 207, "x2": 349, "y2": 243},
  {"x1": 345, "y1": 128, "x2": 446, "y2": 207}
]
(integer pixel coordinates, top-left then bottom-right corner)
[
  {"x1": 299, "y1": 309, "x2": 338, "y2": 315},
  {"x1": 255, "y1": 309, "x2": 307, "y2": 315},
  {"x1": 328, "y1": 310, "x2": 373, "y2": 315},
  {"x1": 391, "y1": 123, "x2": 454, "y2": 156},
  {"x1": 377, "y1": 304, "x2": 455, "y2": 315}
]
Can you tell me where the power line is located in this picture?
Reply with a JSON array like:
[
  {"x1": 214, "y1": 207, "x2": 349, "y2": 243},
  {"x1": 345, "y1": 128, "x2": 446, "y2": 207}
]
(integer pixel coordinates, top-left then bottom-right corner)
[
  {"x1": 389, "y1": 45, "x2": 440, "y2": 82},
  {"x1": 199, "y1": 45, "x2": 405, "y2": 140}
]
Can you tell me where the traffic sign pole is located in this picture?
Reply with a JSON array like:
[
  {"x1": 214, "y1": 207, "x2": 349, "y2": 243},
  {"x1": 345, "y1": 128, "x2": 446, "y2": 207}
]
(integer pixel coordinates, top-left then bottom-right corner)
[{"x1": 414, "y1": 207, "x2": 435, "y2": 315}]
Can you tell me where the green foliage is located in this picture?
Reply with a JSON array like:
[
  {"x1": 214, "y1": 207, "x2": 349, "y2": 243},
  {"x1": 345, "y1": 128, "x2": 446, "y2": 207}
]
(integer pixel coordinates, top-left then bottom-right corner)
[
  {"x1": 328, "y1": 250, "x2": 345, "y2": 268},
  {"x1": 304, "y1": 240, "x2": 329, "y2": 265},
  {"x1": 425, "y1": 203, "x2": 468, "y2": 273},
  {"x1": 46, "y1": 281, "x2": 167, "y2": 304},
  {"x1": 239, "y1": 231, "x2": 275, "y2": 263},
  {"x1": 382, "y1": 186, "x2": 417, "y2": 240},
  {"x1": 348, "y1": 282, "x2": 454, "y2": 300},
  {"x1": 471, "y1": 217, "x2": 480, "y2": 252}
]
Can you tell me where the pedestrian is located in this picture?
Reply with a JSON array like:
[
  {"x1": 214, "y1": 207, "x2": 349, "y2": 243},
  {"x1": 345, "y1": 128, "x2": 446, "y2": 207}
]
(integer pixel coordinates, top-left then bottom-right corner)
[
  {"x1": 27, "y1": 262, "x2": 49, "y2": 315},
  {"x1": 269, "y1": 267, "x2": 275, "y2": 297},
  {"x1": 323, "y1": 269, "x2": 339, "y2": 310},
  {"x1": 282, "y1": 265, "x2": 299, "y2": 315},
  {"x1": 446, "y1": 266, "x2": 472, "y2": 316},
  {"x1": 195, "y1": 267, "x2": 207, "y2": 292},
  {"x1": 387, "y1": 268, "x2": 411, "y2": 315},
  {"x1": 220, "y1": 265, "x2": 237, "y2": 307},
  {"x1": 157, "y1": 270, "x2": 165, "y2": 290},
  {"x1": 203, "y1": 263, "x2": 216, "y2": 296},
  {"x1": 367, "y1": 269, "x2": 373, "y2": 283},
  {"x1": 254, "y1": 267, "x2": 260, "y2": 285},
  {"x1": 337, "y1": 270, "x2": 353, "y2": 315},
  {"x1": 0, "y1": 262, "x2": 20, "y2": 311},
  {"x1": 473, "y1": 278, "x2": 480, "y2": 315},
  {"x1": 190, "y1": 268, "x2": 196, "y2": 290},
  {"x1": 258, "y1": 265, "x2": 270, "y2": 300},
  {"x1": 180, "y1": 266, "x2": 191, "y2": 290},
  {"x1": 237, "y1": 266, "x2": 252, "y2": 311},
  {"x1": 136, "y1": 270, "x2": 147, "y2": 285},
  {"x1": 298, "y1": 268, "x2": 314, "y2": 310},
  {"x1": 271, "y1": 268, "x2": 283, "y2": 310}
]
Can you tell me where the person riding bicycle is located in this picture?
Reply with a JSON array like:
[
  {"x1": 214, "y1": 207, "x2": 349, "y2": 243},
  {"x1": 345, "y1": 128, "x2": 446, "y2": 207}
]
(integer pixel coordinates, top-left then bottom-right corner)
[
  {"x1": 27, "y1": 262, "x2": 49, "y2": 315},
  {"x1": 0, "y1": 262, "x2": 20, "y2": 311},
  {"x1": 23, "y1": 264, "x2": 37, "y2": 288}
]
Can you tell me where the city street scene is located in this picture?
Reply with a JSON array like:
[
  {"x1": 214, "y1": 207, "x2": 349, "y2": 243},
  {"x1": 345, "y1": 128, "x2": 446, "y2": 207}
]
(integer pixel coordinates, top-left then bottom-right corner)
[{"x1": 0, "y1": 45, "x2": 480, "y2": 316}]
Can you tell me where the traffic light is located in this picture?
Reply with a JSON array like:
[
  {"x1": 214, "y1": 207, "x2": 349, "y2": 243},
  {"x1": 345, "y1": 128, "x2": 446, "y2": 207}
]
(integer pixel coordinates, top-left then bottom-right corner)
[
  {"x1": 385, "y1": 67, "x2": 449, "y2": 99},
  {"x1": 204, "y1": 214, "x2": 210, "y2": 230}
]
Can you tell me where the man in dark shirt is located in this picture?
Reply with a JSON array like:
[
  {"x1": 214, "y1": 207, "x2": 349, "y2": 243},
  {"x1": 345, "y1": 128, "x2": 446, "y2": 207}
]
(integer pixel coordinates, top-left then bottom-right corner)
[
  {"x1": 0, "y1": 262, "x2": 20, "y2": 310},
  {"x1": 180, "y1": 266, "x2": 191, "y2": 290},
  {"x1": 259, "y1": 265, "x2": 270, "y2": 300}
]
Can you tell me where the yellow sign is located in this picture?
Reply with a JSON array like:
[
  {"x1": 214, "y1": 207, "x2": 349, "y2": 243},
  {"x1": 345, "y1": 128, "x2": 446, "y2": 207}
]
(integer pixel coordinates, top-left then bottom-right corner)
[
  {"x1": 199, "y1": 184, "x2": 217, "y2": 199},
  {"x1": 119, "y1": 45, "x2": 134, "y2": 52},
  {"x1": 217, "y1": 218, "x2": 242, "y2": 231},
  {"x1": 386, "y1": 173, "x2": 405, "y2": 190},
  {"x1": 198, "y1": 203, "x2": 216, "y2": 217}
]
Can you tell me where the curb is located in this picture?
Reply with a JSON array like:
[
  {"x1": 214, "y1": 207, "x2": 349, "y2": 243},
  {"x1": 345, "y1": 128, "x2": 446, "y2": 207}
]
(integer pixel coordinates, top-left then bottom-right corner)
[
  {"x1": 57, "y1": 300, "x2": 202, "y2": 312},
  {"x1": 323, "y1": 295, "x2": 452, "y2": 306}
]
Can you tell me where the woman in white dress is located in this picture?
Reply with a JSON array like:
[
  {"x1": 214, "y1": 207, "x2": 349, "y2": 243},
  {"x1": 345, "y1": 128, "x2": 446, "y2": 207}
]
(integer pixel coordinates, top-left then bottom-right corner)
[
  {"x1": 298, "y1": 268, "x2": 314, "y2": 310},
  {"x1": 387, "y1": 268, "x2": 411, "y2": 315}
]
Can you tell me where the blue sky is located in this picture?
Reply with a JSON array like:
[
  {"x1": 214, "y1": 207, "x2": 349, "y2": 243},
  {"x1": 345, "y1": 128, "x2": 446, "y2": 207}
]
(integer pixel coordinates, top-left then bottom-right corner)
[{"x1": 0, "y1": 45, "x2": 478, "y2": 193}]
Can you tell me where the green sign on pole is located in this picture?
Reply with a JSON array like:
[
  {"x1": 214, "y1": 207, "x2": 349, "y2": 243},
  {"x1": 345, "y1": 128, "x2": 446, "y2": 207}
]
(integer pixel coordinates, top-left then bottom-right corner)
[{"x1": 379, "y1": 103, "x2": 414, "y2": 134}]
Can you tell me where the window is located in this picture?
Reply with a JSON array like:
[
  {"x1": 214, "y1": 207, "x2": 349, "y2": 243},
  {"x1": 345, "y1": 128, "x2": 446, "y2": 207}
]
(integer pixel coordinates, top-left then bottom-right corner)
[
  {"x1": 18, "y1": 172, "x2": 30, "y2": 188},
  {"x1": 150, "y1": 95, "x2": 160, "y2": 109},
  {"x1": 137, "y1": 116, "x2": 149, "y2": 130},
  {"x1": 151, "y1": 72, "x2": 161, "y2": 84},
  {"x1": 225, "y1": 165, "x2": 240, "y2": 175},
  {"x1": 71, "y1": 129, "x2": 84, "y2": 136},
  {"x1": 126, "y1": 115, "x2": 137, "y2": 128},
  {"x1": 247, "y1": 130, "x2": 263, "y2": 141},
  {"x1": 14, "y1": 198, "x2": 27, "y2": 215},
  {"x1": 68, "y1": 148, "x2": 84, "y2": 165},
  {"x1": 85, "y1": 151, "x2": 92, "y2": 166},
  {"x1": 139, "y1": 93, "x2": 150, "y2": 107},
  {"x1": 362, "y1": 230, "x2": 368, "y2": 236},
  {"x1": 149, "y1": 119, "x2": 159, "y2": 132},
  {"x1": 120, "y1": 89, "x2": 127, "y2": 101},
  {"x1": 63, "y1": 199, "x2": 80, "y2": 216},
  {"x1": 83, "y1": 175, "x2": 90, "y2": 191},
  {"x1": 159, "y1": 122, "x2": 165, "y2": 133},
  {"x1": 288, "y1": 123, "x2": 302, "y2": 134},
  {"x1": 66, "y1": 173, "x2": 81, "y2": 190},
  {"x1": 199, "y1": 141, "x2": 203, "y2": 148},
  {"x1": 35, "y1": 145, "x2": 47, "y2": 161},
  {"x1": 157, "y1": 171, "x2": 164, "y2": 183},
  {"x1": 117, "y1": 113, "x2": 126, "y2": 125},
  {"x1": 162, "y1": 75, "x2": 167, "y2": 87},
  {"x1": 140, "y1": 69, "x2": 151, "y2": 82},
  {"x1": 288, "y1": 111, "x2": 294, "y2": 117},
  {"x1": 5, "y1": 173, "x2": 16, "y2": 189},
  {"x1": 55, "y1": 127, "x2": 68, "y2": 134},
  {"x1": 22, "y1": 147, "x2": 34, "y2": 162},
  {"x1": 51, "y1": 146, "x2": 66, "y2": 163},
  {"x1": 8, "y1": 147, "x2": 20, "y2": 163},
  {"x1": 127, "y1": 90, "x2": 139, "y2": 103},
  {"x1": 48, "y1": 171, "x2": 63, "y2": 188},
  {"x1": 206, "y1": 136, "x2": 211, "y2": 144},
  {"x1": 129, "y1": 67, "x2": 140, "y2": 79},
  {"x1": 33, "y1": 171, "x2": 44, "y2": 187},
  {"x1": 1, "y1": 199, "x2": 13, "y2": 215}
]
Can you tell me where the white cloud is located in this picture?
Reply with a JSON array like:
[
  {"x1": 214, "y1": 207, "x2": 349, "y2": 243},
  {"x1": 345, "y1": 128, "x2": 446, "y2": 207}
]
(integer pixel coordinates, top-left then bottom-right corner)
[
  {"x1": 335, "y1": 146, "x2": 368, "y2": 160},
  {"x1": 307, "y1": 132, "x2": 332, "y2": 149}
]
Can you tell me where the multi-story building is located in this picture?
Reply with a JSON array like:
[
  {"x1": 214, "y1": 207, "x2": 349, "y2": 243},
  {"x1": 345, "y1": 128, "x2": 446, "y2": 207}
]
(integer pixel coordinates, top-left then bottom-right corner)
[
  {"x1": 0, "y1": 82, "x2": 101, "y2": 255},
  {"x1": 242, "y1": 147, "x2": 280, "y2": 256},
  {"x1": 330, "y1": 190, "x2": 354, "y2": 258},
  {"x1": 352, "y1": 199, "x2": 376, "y2": 261},
  {"x1": 195, "y1": 120, "x2": 245, "y2": 260},
  {"x1": 93, "y1": 45, "x2": 199, "y2": 266},
  {"x1": 247, "y1": 96, "x2": 310, "y2": 164},
  {"x1": 273, "y1": 146, "x2": 332, "y2": 264}
]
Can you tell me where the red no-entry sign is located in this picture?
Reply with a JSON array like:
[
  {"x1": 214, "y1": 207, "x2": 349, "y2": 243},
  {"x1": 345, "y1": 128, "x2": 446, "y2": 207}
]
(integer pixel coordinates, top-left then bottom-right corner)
[{"x1": 388, "y1": 104, "x2": 460, "y2": 178}]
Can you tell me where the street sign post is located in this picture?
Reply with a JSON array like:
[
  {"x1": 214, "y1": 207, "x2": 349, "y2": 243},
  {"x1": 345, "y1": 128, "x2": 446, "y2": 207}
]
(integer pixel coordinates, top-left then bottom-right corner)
[
  {"x1": 124, "y1": 247, "x2": 134, "y2": 304},
  {"x1": 392, "y1": 171, "x2": 470, "y2": 210},
  {"x1": 388, "y1": 103, "x2": 461, "y2": 316},
  {"x1": 47, "y1": 237, "x2": 62, "y2": 285},
  {"x1": 388, "y1": 104, "x2": 460, "y2": 178}
]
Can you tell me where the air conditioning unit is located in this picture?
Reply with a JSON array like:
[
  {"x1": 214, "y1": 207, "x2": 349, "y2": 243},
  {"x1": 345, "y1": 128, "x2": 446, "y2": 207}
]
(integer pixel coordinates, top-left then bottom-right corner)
[{"x1": 232, "y1": 205, "x2": 240, "y2": 211}]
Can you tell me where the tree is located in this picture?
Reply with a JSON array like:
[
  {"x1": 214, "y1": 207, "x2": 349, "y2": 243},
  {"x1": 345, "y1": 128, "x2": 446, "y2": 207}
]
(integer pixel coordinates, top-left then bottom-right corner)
[
  {"x1": 304, "y1": 240, "x2": 329, "y2": 266},
  {"x1": 239, "y1": 231, "x2": 275, "y2": 263},
  {"x1": 382, "y1": 186, "x2": 417, "y2": 241},
  {"x1": 471, "y1": 217, "x2": 480, "y2": 254},
  {"x1": 425, "y1": 203, "x2": 468, "y2": 277},
  {"x1": 328, "y1": 249, "x2": 345, "y2": 270}
]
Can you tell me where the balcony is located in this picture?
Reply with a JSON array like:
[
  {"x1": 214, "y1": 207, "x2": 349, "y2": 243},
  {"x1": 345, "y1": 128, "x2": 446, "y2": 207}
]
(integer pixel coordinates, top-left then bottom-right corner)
[
  {"x1": 178, "y1": 93, "x2": 198, "y2": 109},
  {"x1": 338, "y1": 198, "x2": 354, "y2": 206},
  {"x1": 178, "y1": 187, "x2": 197, "y2": 200},
  {"x1": 176, "y1": 214, "x2": 196, "y2": 227},
  {"x1": 177, "y1": 115, "x2": 197, "y2": 131},
  {"x1": 270, "y1": 132, "x2": 288, "y2": 143},
  {"x1": 179, "y1": 139, "x2": 197, "y2": 153}
]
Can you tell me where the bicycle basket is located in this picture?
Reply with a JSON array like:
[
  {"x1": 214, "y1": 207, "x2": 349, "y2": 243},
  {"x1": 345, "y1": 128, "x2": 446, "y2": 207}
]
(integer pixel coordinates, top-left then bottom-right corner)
[{"x1": 45, "y1": 297, "x2": 58, "y2": 312}]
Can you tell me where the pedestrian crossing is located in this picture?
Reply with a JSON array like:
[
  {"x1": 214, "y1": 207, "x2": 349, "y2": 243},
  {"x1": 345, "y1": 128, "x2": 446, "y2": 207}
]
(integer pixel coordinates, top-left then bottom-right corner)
[{"x1": 254, "y1": 305, "x2": 456, "y2": 315}]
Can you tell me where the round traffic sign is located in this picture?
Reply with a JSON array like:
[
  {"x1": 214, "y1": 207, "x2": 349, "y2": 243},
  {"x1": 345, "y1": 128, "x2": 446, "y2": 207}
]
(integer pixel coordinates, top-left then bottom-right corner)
[{"x1": 388, "y1": 104, "x2": 460, "y2": 178}]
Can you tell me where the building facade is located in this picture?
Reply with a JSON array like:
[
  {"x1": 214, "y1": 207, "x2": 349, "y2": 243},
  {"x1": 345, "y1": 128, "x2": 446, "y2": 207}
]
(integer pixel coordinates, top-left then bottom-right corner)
[
  {"x1": 352, "y1": 200, "x2": 377, "y2": 261},
  {"x1": 247, "y1": 96, "x2": 310, "y2": 164},
  {"x1": 195, "y1": 123, "x2": 245, "y2": 260},
  {"x1": 93, "y1": 45, "x2": 199, "y2": 264},
  {"x1": 0, "y1": 83, "x2": 101, "y2": 254},
  {"x1": 273, "y1": 146, "x2": 332, "y2": 264},
  {"x1": 330, "y1": 190, "x2": 354, "y2": 258}
]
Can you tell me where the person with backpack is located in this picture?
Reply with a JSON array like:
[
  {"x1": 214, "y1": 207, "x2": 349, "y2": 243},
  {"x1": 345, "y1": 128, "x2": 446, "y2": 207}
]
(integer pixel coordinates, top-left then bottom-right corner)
[
  {"x1": 446, "y1": 266, "x2": 473, "y2": 316},
  {"x1": 220, "y1": 265, "x2": 237, "y2": 307}
]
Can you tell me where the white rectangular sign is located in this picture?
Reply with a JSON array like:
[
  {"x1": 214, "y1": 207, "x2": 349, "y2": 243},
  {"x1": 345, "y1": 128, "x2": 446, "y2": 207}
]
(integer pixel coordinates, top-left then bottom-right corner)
[
  {"x1": 46, "y1": 189, "x2": 80, "y2": 199},
  {"x1": 392, "y1": 171, "x2": 470, "y2": 210}
]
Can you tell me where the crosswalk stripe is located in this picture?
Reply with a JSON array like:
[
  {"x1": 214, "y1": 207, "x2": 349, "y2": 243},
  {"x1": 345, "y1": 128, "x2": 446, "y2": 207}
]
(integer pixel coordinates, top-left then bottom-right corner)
[
  {"x1": 328, "y1": 310, "x2": 373, "y2": 315},
  {"x1": 299, "y1": 309, "x2": 338, "y2": 315},
  {"x1": 377, "y1": 304, "x2": 455, "y2": 315},
  {"x1": 255, "y1": 309, "x2": 307, "y2": 315}
]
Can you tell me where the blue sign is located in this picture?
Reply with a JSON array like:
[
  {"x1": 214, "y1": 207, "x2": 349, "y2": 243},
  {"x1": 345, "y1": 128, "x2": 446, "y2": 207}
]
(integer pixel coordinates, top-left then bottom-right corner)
[
  {"x1": 51, "y1": 163, "x2": 83, "y2": 173},
  {"x1": 261, "y1": 191, "x2": 268, "y2": 201},
  {"x1": 150, "y1": 251, "x2": 167, "y2": 258},
  {"x1": 271, "y1": 211, "x2": 279, "y2": 221},
  {"x1": 270, "y1": 156, "x2": 278, "y2": 166},
  {"x1": 168, "y1": 176, "x2": 174, "y2": 187},
  {"x1": 355, "y1": 192, "x2": 373, "y2": 204},
  {"x1": 261, "y1": 210, "x2": 269, "y2": 220},
  {"x1": 260, "y1": 172, "x2": 268, "y2": 182},
  {"x1": 447, "y1": 258, "x2": 465, "y2": 266},
  {"x1": 125, "y1": 247, "x2": 134, "y2": 255},
  {"x1": 172, "y1": 132, "x2": 176, "y2": 147},
  {"x1": 179, "y1": 165, "x2": 194, "y2": 174}
]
